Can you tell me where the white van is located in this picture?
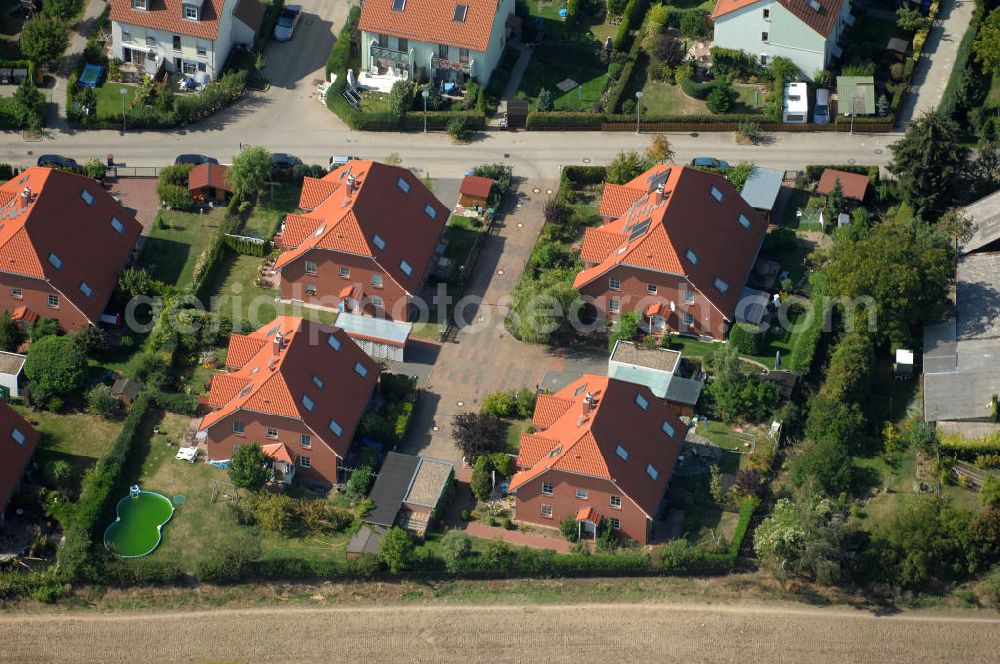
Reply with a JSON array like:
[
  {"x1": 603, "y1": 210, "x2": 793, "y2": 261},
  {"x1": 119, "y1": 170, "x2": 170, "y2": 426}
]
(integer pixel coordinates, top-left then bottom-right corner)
[
  {"x1": 783, "y1": 82, "x2": 808, "y2": 124},
  {"x1": 814, "y1": 88, "x2": 830, "y2": 124},
  {"x1": 329, "y1": 155, "x2": 359, "y2": 169}
]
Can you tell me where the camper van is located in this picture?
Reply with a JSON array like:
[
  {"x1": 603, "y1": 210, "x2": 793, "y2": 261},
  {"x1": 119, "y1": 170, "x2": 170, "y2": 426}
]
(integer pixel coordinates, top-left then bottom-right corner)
[
  {"x1": 814, "y1": 89, "x2": 831, "y2": 123},
  {"x1": 783, "y1": 82, "x2": 808, "y2": 124}
]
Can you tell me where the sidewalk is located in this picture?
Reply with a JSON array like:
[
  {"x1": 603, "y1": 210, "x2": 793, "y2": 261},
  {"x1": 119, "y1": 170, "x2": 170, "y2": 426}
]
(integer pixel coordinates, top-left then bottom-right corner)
[
  {"x1": 896, "y1": 0, "x2": 976, "y2": 125},
  {"x1": 490, "y1": 41, "x2": 533, "y2": 126},
  {"x1": 47, "y1": 0, "x2": 107, "y2": 131}
]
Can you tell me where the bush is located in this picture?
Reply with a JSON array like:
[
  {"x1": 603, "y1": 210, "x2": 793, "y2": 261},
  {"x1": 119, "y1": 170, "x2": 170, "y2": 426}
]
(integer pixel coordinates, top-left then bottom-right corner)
[
  {"x1": 706, "y1": 83, "x2": 737, "y2": 114},
  {"x1": 0, "y1": 311, "x2": 24, "y2": 352},
  {"x1": 524, "y1": 112, "x2": 603, "y2": 130},
  {"x1": 679, "y1": 10, "x2": 709, "y2": 39},
  {"x1": 729, "y1": 322, "x2": 764, "y2": 355},
  {"x1": 440, "y1": 531, "x2": 473, "y2": 572},
  {"x1": 379, "y1": 527, "x2": 416, "y2": 574},
  {"x1": 228, "y1": 443, "x2": 272, "y2": 491},
  {"x1": 25, "y1": 335, "x2": 87, "y2": 409},
  {"x1": 447, "y1": 114, "x2": 472, "y2": 140},
  {"x1": 482, "y1": 390, "x2": 515, "y2": 417},
  {"x1": 86, "y1": 384, "x2": 121, "y2": 419},
  {"x1": 560, "y1": 513, "x2": 580, "y2": 542}
]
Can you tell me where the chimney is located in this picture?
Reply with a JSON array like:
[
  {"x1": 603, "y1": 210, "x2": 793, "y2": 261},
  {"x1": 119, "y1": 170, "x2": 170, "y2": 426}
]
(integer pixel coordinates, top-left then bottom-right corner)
[
  {"x1": 272, "y1": 332, "x2": 283, "y2": 356},
  {"x1": 346, "y1": 175, "x2": 356, "y2": 194},
  {"x1": 20, "y1": 186, "x2": 30, "y2": 210},
  {"x1": 655, "y1": 182, "x2": 665, "y2": 205},
  {"x1": 584, "y1": 392, "x2": 594, "y2": 413}
]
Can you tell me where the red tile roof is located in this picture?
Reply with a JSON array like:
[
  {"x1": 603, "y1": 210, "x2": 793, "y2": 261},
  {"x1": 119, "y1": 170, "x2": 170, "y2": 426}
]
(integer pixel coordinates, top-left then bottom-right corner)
[
  {"x1": 817, "y1": 168, "x2": 869, "y2": 202},
  {"x1": 188, "y1": 163, "x2": 232, "y2": 193},
  {"x1": 599, "y1": 183, "x2": 645, "y2": 218},
  {"x1": 261, "y1": 442, "x2": 295, "y2": 464},
  {"x1": 10, "y1": 306, "x2": 38, "y2": 326},
  {"x1": 298, "y1": 177, "x2": 342, "y2": 210},
  {"x1": 576, "y1": 506, "x2": 601, "y2": 523},
  {"x1": 225, "y1": 333, "x2": 266, "y2": 368},
  {"x1": 0, "y1": 168, "x2": 142, "y2": 325},
  {"x1": 199, "y1": 316, "x2": 377, "y2": 459},
  {"x1": 274, "y1": 161, "x2": 449, "y2": 296},
  {"x1": 0, "y1": 401, "x2": 40, "y2": 514},
  {"x1": 110, "y1": 0, "x2": 225, "y2": 40},
  {"x1": 574, "y1": 165, "x2": 767, "y2": 323},
  {"x1": 712, "y1": 0, "x2": 846, "y2": 37},
  {"x1": 460, "y1": 175, "x2": 494, "y2": 199},
  {"x1": 509, "y1": 375, "x2": 685, "y2": 517},
  {"x1": 532, "y1": 394, "x2": 574, "y2": 429},
  {"x1": 358, "y1": 0, "x2": 503, "y2": 52}
]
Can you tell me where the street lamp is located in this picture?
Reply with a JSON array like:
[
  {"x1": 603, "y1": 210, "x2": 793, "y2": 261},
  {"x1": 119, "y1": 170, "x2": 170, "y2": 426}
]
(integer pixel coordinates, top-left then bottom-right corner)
[
  {"x1": 120, "y1": 87, "x2": 128, "y2": 136},
  {"x1": 849, "y1": 92, "x2": 858, "y2": 135},
  {"x1": 635, "y1": 91, "x2": 643, "y2": 134},
  {"x1": 422, "y1": 89, "x2": 429, "y2": 133}
]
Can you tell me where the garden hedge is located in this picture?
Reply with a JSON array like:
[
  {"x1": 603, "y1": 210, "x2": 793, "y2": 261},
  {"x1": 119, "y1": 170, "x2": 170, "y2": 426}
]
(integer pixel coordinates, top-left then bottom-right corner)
[
  {"x1": 940, "y1": 432, "x2": 1000, "y2": 460},
  {"x1": 729, "y1": 322, "x2": 765, "y2": 355},
  {"x1": 939, "y1": 1, "x2": 986, "y2": 120},
  {"x1": 525, "y1": 111, "x2": 603, "y2": 130}
]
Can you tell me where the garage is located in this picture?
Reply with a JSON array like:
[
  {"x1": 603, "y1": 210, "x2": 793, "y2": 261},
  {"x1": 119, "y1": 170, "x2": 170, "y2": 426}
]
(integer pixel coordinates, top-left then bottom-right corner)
[{"x1": 334, "y1": 312, "x2": 411, "y2": 362}]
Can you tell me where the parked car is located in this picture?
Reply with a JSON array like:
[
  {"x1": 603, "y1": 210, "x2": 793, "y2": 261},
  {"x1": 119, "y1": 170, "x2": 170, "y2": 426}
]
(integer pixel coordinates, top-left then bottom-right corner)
[
  {"x1": 37, "y1": 154, "x2": 78, "y2": 169},
  {"x1": 273, "y1": 5, "x2": 302, "y2": 41},
  {"x1": 174, "y1": 154, "x2": 219, "y2": 165},
  {"x1": 689, "y1": 157, "x2": 730, "y2": 170},
  {"x1": 329, "y1": 155, "x2": 360, "y2": 169},
  {"x1": 814, "y1": 88, "x2": 831, "y2": 124},
  {"x1": 271, "y1": 153, "x2": 303, "y2": 170}
]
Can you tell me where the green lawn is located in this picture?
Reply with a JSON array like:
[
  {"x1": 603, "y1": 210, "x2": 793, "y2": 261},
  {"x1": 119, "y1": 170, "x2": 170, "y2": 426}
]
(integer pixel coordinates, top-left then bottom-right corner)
[
  {"x1": 681, "y1": 504, "x2": 740, "y2": 550},
  {"x1": 779, "y1": 189, "x2": 826, "y2": 231},
  {"x1": 95, "y1": 82, "x2": 140, "y2": 121},
  {"x1": 13, "y1": 405, "x2": 123, "y2": 491},
  {"x1": 242, "y1": 182, "x2": 300, "y2": 240},
  {"x1": 503, "y1": 417, "x2": 532, "y2": 455},
  {"x1": 140, "y1": 209, "x2": 225, "y2": 287},
  {"x1": 697, "y1": 420, "x2": 760, "y2": 452},
  {"x1": 205, "y1": 251, "x2": 338, "y2": 328},
  {"x1": 632, "y1": 78, "x2": 767, "y2": 117},
  {"x1": 518, "y1": 42, "x2": 608, "y2": 111}
]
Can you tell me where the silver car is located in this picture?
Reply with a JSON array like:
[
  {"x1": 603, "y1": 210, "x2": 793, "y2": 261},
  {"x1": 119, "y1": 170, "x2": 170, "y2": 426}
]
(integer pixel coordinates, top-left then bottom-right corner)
[{"x1": 273, "y1": 5, "x2": 302, "y2": 42}]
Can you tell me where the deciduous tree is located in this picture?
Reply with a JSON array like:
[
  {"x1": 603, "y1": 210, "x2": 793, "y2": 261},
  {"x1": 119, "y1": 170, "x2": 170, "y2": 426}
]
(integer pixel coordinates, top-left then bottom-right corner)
[
  {"x1": 228, "y1": 443, "x2": 272, "y2": 492},
  {"x1": 20, "y1": 15, "x2": 69, "y2": 68},
  {"x1": 227, "y1": 146, "x2": 272, "y2": 199},
  {"x1": 24, "y1": 335, "x2": 87, "y2": 410},
  {"x1": 973, "y1": 8, "x2": 1000, "y2": 77},
  {"x1": 379, "y1": 526, "x2": 415, "y2": 574},
  {"x1": 451, "y1": 412, "x2": 504, "y2": 461}
]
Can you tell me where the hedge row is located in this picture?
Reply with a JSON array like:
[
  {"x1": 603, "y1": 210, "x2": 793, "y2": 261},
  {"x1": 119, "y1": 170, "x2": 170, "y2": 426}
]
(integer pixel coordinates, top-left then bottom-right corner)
[
  {"x1": 56, "y1": 393, "x2": 153, "y2": 582},
  {"x1": 940, "y1": 432, "x2": 1000, "y2": 460},
  {"x1": 525, "y1": 111, "x2": 603, "y2": 130},
  {"x1": 613, "y1": 0, "x2": 648, "y2": 51},
  {"x1": 939, "y1": 1, "x2": 986, "y2": 120},
  {"x1": 192, "y1": 215, "x2": 242, "y2": 299},
  {"x1": 224, "y1": 234, "x2": 272, "y2": 257}
]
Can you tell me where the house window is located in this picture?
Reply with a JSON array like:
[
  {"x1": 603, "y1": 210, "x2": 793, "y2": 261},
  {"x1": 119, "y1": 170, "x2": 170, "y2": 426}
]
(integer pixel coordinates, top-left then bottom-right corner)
[
  {"x1": 196, "y1": 41, "x2": 208, "y2": 57},
  {"x1": 48, "y1": 253, "x2": 62, "y2": 270},
  {"x1": 760, "y1": 54, "x2": 768, "y2": 66},
  {"x1": 327, "y1": 333, "x2": 341, "y2": 351},
  {"x1": 47, "y1": 294, "x2": 59, "y2": 308},
  {"x1": 609, "y1": 277, "x2": 621, "y2": 291},
  {"x1": 398, "y1": 37, "x2": 408, "y2": 52},
  {"x1": 646, "y1": 284, "x2": 657, "y2": 294},
  {"x1": 184, "y1": 4, "x2": 199, "y2": 20},
  {"x1": 146, "y1": 36, "x2": 156, "y2": 47},
  {"x1": 197, "y1": 62, "x2": 207, "y2": 73},
  {"x1": 397, "y1": 177, "x2": 410, "y2": 193},
  {"x1": 378, "y1": 34, "x2": 389, "y2": 48},
  {"x1": 303, "y1": 261, "x2": 318, "y2": 275},
  {"x1": 391, "y1": 0, "x2": 406, "y2": 10},
  {"x1": 133, "y1": 0, "x2": 147, "y2": 9},
  {"x1": 81, "y1": 189, "x2": 94, "y2": 206},
  {"x1": 685, "y1": 249, "x2": 698, "y2": 265},
  {"x1": 266, "y1": 427, "x2": 278, "y2": 438},
  {"x1": 542, "y1": 482, "x2": 554, "y2": 495},
  {"x1": 372, "y1": 234, "x2": 386, "y2": 250},
  {"x1": 11, "y1": 428, "x2": 26, "y2": 446},
  {"x1": 400, "y1": 259, "x2": 413, "y2": 276},
  {"x1": 172, "y1": 35, "x2": 181, "y2": 51},
  {"x1": 713, "y1": 277, "x2": 730, "y2": 294},
  {"x1": 710, "y1": 186, "x2": 724, "y2": 202},
  {"x1": 575, "y1": 488, "x2": 588, "y2": 499},
  {"x1": 573, "y1": 383, "x2": 587, "y2": 397},
  {"x1": 300, "y1": 456, "x2": 311, "y2": 468},
  {"x1": 424, "y1": 204, "x2": 437, "y2": 219},
  {"x1": 609, "y1": 298, "x2": 620, "y2": 313},
  {"x1": 233, "y1": 420, "x2": 245, "y2": 434},
  {"x1": 305, "y1": 283, "x2": 317, "y2": 295},
  {"x1": 762, "y1": 31, "x2": 769, "y2": 42},
  {"x1": 635, "y1": 393, "x2": 649, "y2": 411},
  {"x1": 662, "y1": 420, "x2": 676, "y2": 437},
  {"x1": 183, "y1": 62, "x2": 196, "y2": 75},
  {"x1": 122, "y1": 30, "x2": 131, "y2": 43},
  {"x1": 301, "y1": 434, "x2": 311, "y2": 448},
  {"x1": 438, "y1": 44, "x2": 449, "y2": 59},
  {"x1": 683, "y1": 312, "x2": 694, "y2": 325},
  {"x1": 371, "y1": 295, "x2": 384, "y2": 308},
  {"x1": 312, "y1": 375, "x2": 324, "y2": 389},
  {"x1": 10, "y1": 288, "x2": 21, "y2": 299},
  {"x1": 763, "y1": 8, "x2": 770, "y2": 19},
  {"x1": 301, "y1": 394, "x2": 315, "y2": 411},
  {"x1": 738, "y1": 213, "x2": 751, "y2": 229},
  {"x1": 540, "y1": 504, "x2": 553, "y2": 518},
  {"x1": 610, "y1": 495, "x2": 622, "y2": 509},
  {"x1": 110, "y1": 217, "x2": 125, "y2": 234},
  {"x1": 615, "y1": 445, "x2": 628, "y2": 461},
  {"x1": 354, "y1": 362, "x2": 369, "y2": 378},
  {"x1": 459, "y1": 48, "x2": 469, "y2": 64},
  {"x1": 683, "y1": 289, "x2": 695, "y2": 304},
  {"x1": 328, "y1": 419, "x2": 343, "y2": 436},
  {"x1": 610, "y1": 518, "x2": 621, "y2": 530},
  {"x1": 79, "y1": 281, "x2": 93, "y2": 298},
  {"x1": 646, "y1": 464, "x2": 659, "y2": 480},
  {"x1": 371, "y1": 274, "x2": 383, "y2": 288}
]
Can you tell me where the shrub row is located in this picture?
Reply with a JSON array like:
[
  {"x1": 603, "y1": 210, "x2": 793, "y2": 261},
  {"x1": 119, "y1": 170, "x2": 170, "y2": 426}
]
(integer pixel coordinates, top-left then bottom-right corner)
[
  {"x1": 603, "y1": 112, "x2": 770, "y2": 124},
  {"x1": 56, "y1": 393, "x2": 153, "y2": 582},
  {"x1": 525, "y1": 112, "x2": 603, "y2": 130},
  {"x1": 729, "y1": 322, "x2": 765, "y2": 355},
  {"x1": 192, "y1": 215, "x2": 242, "y2": 299},
  {"x1": 224, "y1": 234, "x2": 272, "y2": 257},
  {"x1": 940, "y1": 432, "x2": 1000, "y2": 460},
  {"x1": 939, "y1": 1, "x2": 986, "y2": 120},
  {"x1": 613, "y1": 0, "x2": 649, "y2": 51}
]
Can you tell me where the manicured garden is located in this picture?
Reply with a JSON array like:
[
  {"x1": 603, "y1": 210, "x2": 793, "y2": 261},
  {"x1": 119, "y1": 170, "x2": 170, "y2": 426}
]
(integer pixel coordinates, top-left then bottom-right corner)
[{"x1": 141, "y1": 209, "x2": 227, "y2": 287}]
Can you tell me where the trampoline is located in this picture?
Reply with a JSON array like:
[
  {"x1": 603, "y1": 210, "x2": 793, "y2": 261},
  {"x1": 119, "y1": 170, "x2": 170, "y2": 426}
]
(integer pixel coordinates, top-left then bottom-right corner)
[{"x1": 79, "y1": 64, "x2": 106, "y2": 88}]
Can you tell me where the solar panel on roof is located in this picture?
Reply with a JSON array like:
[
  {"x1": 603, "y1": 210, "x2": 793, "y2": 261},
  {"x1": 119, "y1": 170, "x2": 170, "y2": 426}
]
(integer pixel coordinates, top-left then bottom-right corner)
[
  {"x1": 646, "y1": 170, "x2": 670, "y2": 193},
  {"x1": 628, "y1": 218, "x2": 651, "y2": 242}
]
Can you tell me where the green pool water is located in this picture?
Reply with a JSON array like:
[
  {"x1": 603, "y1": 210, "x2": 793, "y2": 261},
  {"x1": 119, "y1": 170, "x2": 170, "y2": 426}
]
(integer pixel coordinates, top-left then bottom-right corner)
[{"x1": 104, "y1": 491, "x2": 175, "y2": 558}]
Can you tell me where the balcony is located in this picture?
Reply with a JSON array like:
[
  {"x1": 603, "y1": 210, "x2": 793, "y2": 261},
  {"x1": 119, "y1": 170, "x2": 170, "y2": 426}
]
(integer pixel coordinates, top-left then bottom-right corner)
[
  {"x1": 370, "y1": 44, "x2": 410, "y2": 64},
  {"x1": 432, "y1": 56, "x2": 471, "y2": 74}
]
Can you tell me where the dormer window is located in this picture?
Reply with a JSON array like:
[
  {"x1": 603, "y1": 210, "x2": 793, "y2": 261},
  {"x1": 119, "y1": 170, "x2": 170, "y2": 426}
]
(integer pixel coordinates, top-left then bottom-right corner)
[
  {"x1": 132, "y1": 0, "x2": 147, "y2": 9},
  {"x1": 183, "y1": 4, "x2": 199, "y2": 20}
]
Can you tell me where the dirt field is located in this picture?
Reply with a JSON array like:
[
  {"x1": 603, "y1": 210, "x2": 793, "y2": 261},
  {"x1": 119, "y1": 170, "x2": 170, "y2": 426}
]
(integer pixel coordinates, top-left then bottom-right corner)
[{"x1": 2, "y1": 600, "x2": 999, "y2": 663}]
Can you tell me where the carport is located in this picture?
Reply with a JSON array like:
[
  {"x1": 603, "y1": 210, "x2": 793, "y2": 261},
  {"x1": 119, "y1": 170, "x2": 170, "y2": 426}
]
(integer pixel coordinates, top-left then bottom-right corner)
[{"x1": 334, "y1": 312, "x2": 412, "y2": 362}]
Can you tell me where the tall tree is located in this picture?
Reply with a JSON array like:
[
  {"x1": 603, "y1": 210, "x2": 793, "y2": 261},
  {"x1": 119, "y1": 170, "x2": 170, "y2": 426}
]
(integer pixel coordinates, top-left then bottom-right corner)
[
  {"x1": 646, "y1": 134, "x2": 675, "y2": 164},
  {"x1": 753, "y1": 496, "x2": 846, "y2": 585},
  {"x1": 226, "y1": 146, "x2": 272, "y2": 200},
  {"x1": 606, "y1": 150, "x2": 648, "y2": 184},
  {"x1": 973, "y1": 8, "x2": 1000, "y2": 77},
  {"x1": 888, "y1": 111, "x2": 968, "y2": 219},
  {"x1": 24, "y1": 335, "x2": 87, "y2": 410},
  {"x1": 451, "y1": 412, "x2": 504, "y2": 461},
  {"x1": 228, "y1": 443, "x2": 272, "y2": 491},
  {"x1": 19, "y1": 14, "x2": 69, "y2": 68}
]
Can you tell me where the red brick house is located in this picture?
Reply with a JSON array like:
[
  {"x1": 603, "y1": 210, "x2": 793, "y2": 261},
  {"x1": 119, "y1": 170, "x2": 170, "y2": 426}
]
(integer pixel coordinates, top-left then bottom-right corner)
[
  {"x1": 198, "y1": 315, "x2": 378, "y2": 486},
  {"x1": 0, "y1": 401, "x2": 40, "y2": 524},
  {"x1": 0, "y1": 167, "x2": 142, "y2": 332},
  {"x1": 508, "y1": 375, "x2": 685, "y2": 545},
  {"x1": 574, "y1": 165, "x2": 767, "y2": 341},
  {"x1": 274, "y1": 160, "x2": 449, "y2": 321}
]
